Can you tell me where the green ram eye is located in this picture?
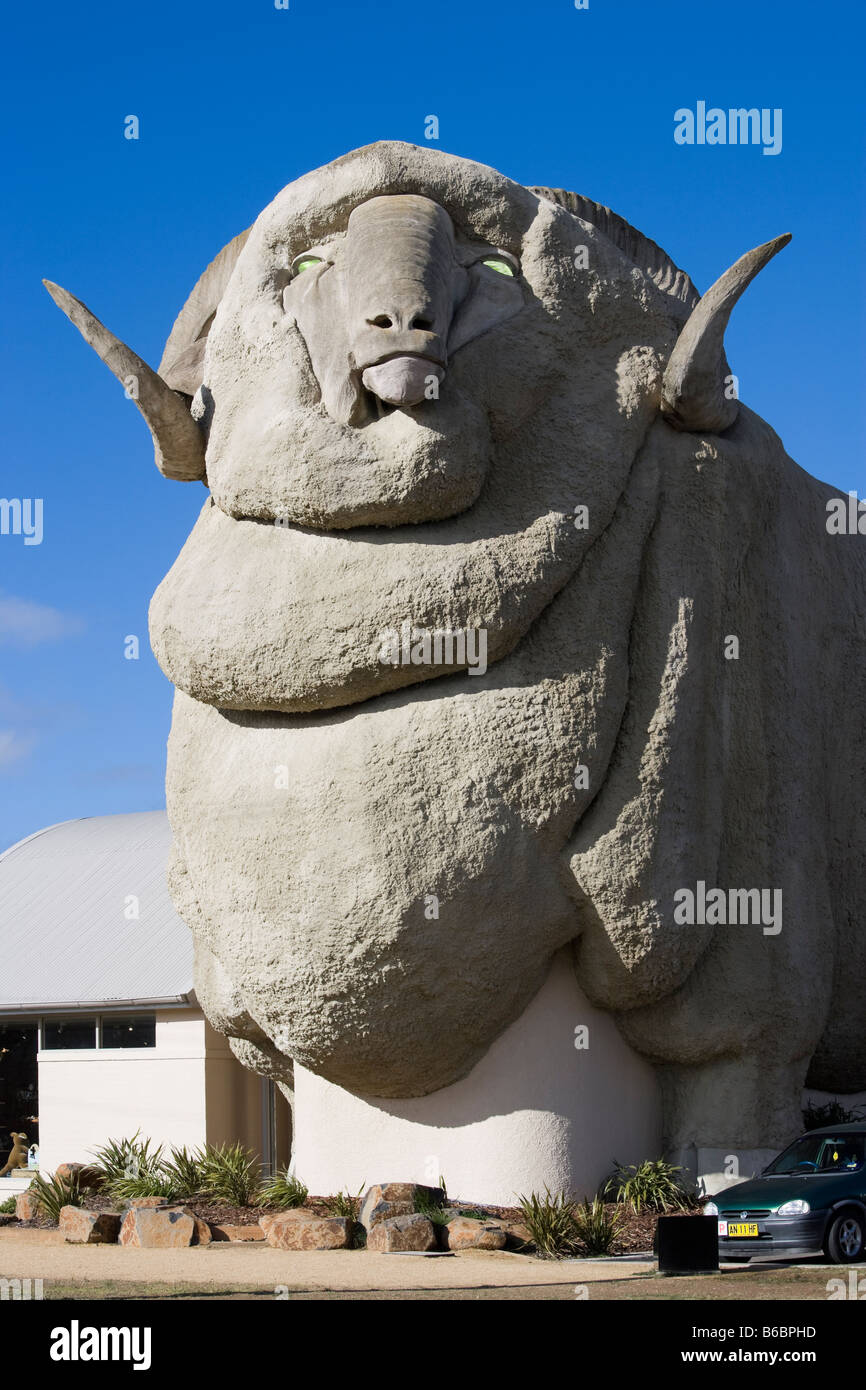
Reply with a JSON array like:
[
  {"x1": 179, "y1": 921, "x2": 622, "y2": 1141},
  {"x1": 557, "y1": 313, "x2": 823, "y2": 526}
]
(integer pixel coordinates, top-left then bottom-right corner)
[
  {"x1": 482, "y1": 257, "x2": 516, "y2": 277},
  {"x1": 293, "y1": 255, "x2": 323, "y2": 275}
]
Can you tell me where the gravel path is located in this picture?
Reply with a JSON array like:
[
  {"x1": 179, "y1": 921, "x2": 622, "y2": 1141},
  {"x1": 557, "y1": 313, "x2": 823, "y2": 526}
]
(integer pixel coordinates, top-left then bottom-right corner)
[{"x1": 0, "y1": 1229, "x2": 651, "y2": 1293}]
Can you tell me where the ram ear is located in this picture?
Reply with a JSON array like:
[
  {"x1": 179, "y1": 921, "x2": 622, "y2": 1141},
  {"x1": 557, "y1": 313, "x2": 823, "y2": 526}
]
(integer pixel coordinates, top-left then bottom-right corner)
[
  {"x1": 158, "y1": 228, "x2": 251, "y2": 395},
  {"x1": 43, "y1": 280, "x2": 206, "y2": 482},
  {"x1": 661, "y1": 233, "x2": 791, "y2": 434}
]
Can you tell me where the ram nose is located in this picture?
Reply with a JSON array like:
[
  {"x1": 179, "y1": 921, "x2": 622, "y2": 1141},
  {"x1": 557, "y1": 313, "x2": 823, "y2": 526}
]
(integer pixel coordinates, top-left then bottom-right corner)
[{"x1": 345, "y1": 194, "x2": 463, "y2": 408}]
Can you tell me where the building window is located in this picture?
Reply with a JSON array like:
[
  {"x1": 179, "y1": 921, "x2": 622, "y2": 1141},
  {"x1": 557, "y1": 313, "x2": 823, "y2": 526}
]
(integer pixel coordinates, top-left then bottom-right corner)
[
  {"x1": 100, "y1": 1015, "x2": 156, "y2": 1049},
  {"x1": 43, "y1": 1018, "x2": 97, "y2": 1050}
]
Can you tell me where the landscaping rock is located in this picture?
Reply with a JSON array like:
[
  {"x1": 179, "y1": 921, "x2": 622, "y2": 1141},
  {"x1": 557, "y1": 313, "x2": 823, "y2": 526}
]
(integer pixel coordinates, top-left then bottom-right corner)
[
  {"x1": 359, "y1": 1183, "x2": 444, "y2": 1231},
  {"x1": 209, "y1": 1222, "x2": 265, "y2": 1242},
  {"x1": 15, "y1": 1191, "x2": 40, "y2": 1222},
  {"x1": 501, "y1": 1221, "x2": 533, "y2": 1250},
  {"x1": 55, "y1": 1163, "x2": 104, "y2": 1190},
  {"x1": 264, "y1": 1210, "x2": 353, "y2": 1250},
  {"x1": 366, "y1": 1214, "x2": 437, "y2": 1253},
  {"x1": 191, "y1": 1212, "x2": 212, "y2": 1245},
  {"x1": 121, "y1": 1197, "x2": 169, "y2": 1210},
  {"x1": 361, "y1": 1199, "x2": 416, "y2": 1230},
  {"x1": 59, "y1": 1205, "x2": 121, "y2": 1245},
  {"x1": 119, "y1": 1206, "x2": 196, "y2": 1248},
  {"x1": 259, "y1": 1211, "x2": 304, "y2": 1235},
  {"x1": 165, "y1": 1206, "x2": 211, "y2": 1245},
  {"x1": 443, "y1": 1216, "x2": 507, "y2": 1251}
]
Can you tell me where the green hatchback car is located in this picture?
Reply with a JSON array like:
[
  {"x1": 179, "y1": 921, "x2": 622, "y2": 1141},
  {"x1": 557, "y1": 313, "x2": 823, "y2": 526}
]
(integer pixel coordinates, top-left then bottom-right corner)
[{"x1": 704, "y1": 1123, "x2": 866, "y2": 1262}]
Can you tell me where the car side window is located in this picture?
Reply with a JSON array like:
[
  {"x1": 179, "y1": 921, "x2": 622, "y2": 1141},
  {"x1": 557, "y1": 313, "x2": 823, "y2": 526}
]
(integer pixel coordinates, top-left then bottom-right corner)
[{"x1": 818, "y1": 1138, "x2": 864, "y2": 1171}]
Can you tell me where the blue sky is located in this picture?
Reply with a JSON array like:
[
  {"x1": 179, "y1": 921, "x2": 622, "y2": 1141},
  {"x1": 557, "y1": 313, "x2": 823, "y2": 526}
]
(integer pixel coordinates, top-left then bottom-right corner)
[{"x1": 1, "y1": 0, "x2": 863, "y2": 852}]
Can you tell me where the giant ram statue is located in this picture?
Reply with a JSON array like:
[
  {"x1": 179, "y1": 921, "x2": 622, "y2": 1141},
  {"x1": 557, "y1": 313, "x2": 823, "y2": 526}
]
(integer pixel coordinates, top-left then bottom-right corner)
[{"x1": 46, "y1": 142, "x2": 866, "y2": 1200}]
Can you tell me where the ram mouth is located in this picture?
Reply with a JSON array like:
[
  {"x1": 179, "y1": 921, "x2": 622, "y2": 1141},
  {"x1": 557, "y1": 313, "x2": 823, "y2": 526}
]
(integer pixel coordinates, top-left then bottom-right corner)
[
  {"x1": 359, "y1": 352, "x2": 446, "y2": 416},
  {"x1": 360, "y1": 349, "x2": 447, "y2": 371}
]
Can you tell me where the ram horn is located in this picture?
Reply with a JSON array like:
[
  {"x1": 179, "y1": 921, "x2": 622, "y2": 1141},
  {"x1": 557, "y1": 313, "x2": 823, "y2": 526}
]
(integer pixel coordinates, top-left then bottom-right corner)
[
  {"x1": 661, "y1": 233, "x2": 791, "y2": 434},
  {"x1": 158, "y1": 227, "x2": 250, "y2": 394},
  {"x1": 43, "y1": 280, "x2": 206, "y2": 481}
]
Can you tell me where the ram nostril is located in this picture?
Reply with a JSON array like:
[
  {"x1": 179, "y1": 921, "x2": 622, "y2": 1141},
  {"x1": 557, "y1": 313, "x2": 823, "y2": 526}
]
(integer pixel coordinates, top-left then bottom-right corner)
[
  {"x1": 410, "y1": 316, "x2": 433, "y2": 331},
  {"x1": 369, "y1": 314, "x2": 393, "y2": 329}
]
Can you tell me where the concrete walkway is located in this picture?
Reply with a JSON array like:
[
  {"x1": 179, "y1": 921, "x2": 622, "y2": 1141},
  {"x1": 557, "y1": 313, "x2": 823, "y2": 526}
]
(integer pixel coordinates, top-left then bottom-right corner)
[{"x1": 0, "y1": 1229, "x2": 653, "y2": 1294}]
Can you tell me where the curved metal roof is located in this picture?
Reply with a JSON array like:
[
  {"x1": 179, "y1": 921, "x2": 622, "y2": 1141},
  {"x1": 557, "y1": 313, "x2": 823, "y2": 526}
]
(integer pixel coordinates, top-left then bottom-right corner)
[{"x1": 0, "y1": 812, "x2": 193, "y2": 1010}]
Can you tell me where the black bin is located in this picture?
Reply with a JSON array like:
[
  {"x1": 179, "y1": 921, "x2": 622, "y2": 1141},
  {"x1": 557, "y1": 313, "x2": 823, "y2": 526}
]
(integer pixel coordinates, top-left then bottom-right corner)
[{"x1": 656, "y1": 1215, "x2": 719, "y2": 1274}]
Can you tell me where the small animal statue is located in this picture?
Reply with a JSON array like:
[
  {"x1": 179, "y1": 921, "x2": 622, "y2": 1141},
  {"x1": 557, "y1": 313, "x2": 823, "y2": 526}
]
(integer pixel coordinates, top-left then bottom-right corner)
[{"x1": 0, "y1": 1133, "x2": 29, "y2": 1177}]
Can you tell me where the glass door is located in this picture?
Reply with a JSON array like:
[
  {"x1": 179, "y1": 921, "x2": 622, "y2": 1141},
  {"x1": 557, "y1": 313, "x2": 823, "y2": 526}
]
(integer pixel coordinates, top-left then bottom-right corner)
[{"x1": 0, "y1": 1022, "x2": 39, "y2": 1170}]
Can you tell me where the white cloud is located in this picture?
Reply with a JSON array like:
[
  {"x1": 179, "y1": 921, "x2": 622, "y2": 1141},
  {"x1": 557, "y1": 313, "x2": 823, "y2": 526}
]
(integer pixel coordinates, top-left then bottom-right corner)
[
  {"x1": 0, "y1": 729, "x2": 36, "y2": 766},
  {"x1": 0, "y1": 594, "x2": 84, "y2": 647}
]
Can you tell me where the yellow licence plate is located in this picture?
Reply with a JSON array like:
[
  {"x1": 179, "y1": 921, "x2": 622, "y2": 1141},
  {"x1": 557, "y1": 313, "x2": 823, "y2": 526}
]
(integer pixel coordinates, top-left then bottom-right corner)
[{"x1": 726, "y1": 1222, "x2": 759, "y2": 1237}]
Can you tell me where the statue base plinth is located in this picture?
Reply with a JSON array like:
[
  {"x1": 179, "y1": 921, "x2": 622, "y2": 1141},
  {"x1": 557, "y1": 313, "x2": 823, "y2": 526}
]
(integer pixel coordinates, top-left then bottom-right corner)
[{"x1": 291, "y1": 949, "x2": 661, "y2": 1207}]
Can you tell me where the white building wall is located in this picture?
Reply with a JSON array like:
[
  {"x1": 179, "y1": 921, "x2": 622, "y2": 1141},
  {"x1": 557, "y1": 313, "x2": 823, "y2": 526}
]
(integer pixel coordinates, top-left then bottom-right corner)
[
  {"x1": 36, "y1": 1009, "x2": 209, "y2": 1173},
  {"x1": 202, "y1": 1020, "x2": 271, "y2": 1153}
]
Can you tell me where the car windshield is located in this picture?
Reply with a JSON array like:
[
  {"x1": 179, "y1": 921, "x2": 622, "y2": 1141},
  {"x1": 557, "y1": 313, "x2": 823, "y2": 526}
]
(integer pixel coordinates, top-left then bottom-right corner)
[{"x1": 764, "y1": 1133, "x2": 865, "y2": 1175}]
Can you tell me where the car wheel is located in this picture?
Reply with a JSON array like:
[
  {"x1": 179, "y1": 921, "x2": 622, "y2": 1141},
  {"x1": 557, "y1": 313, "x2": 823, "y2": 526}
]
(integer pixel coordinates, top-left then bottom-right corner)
[{"x1": 824, "y1": 1210, "x2": 866, "y2": 1263}]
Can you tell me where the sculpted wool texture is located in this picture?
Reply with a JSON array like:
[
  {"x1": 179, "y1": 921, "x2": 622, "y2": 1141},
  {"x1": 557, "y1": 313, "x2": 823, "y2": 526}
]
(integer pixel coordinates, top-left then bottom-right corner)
[{"x1": 47, "y1": 142, "x2": 866, "y2": 1153}]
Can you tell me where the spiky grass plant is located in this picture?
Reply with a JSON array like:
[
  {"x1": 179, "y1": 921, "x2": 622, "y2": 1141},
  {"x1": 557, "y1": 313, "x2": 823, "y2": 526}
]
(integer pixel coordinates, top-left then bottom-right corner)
[
  {"x1": 516, "y1": 1187, "x2": 582, "y2": 1258},
  {"x1": 27, "y1": 1170, "x2": 85, "y2": 1223},
  {"x1": 322, "y1": 1185, "x2": 367, "y2": 1246},
  {"x1": 572, "y1": 1196, "x2": 627, "y2": 1255},
  {"x1": 89, "y1": 1132, "x2": 165, "y2": 1188},
  {"x1": 160, "y1": 1146, "x2": 207, "y2": 1199},
  {"x1": 197, "y1": 1142, "x2": 262, "y2": 1206},
  {"x1": 323, "y1": 1185, "x2": 364, "y2": 1221},
  {"x1": 414, "y1": 1191, "x2": 450, "y2": 1225},
  {"x1": 803, "y1": 1098, "x2": 864, "y2": 1131},
  {"x1": 602, "y1": 1158, "x2": 693, "y2": 1213},
  {"x1": 256, "y1": 1168, "x2": 308, "y2": 1210},
  {"x1": 103, "y1": 1170, "x2": 181, "y2": 1203}
]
